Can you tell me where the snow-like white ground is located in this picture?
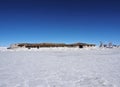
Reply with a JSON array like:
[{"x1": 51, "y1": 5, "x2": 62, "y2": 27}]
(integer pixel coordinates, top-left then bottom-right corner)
[{"x1": 0, "y1": 47, "x2": 120, "y2": 87}]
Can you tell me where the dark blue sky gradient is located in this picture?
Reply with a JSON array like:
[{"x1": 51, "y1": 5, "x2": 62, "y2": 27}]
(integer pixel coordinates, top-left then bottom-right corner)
[{"x1": 0, "y1": 0, "x2": 120, "y2": 46}]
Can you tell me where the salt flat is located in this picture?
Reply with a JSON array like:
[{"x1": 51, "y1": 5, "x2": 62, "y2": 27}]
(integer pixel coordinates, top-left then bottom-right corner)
[{"x1": 0, "y1": 47, "x2": 120, "y2": 87}]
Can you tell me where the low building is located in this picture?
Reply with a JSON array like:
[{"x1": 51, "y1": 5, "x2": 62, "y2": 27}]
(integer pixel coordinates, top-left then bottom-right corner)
[{"x1": 8, "y1": 42, "x2": 96, "y2": 49}]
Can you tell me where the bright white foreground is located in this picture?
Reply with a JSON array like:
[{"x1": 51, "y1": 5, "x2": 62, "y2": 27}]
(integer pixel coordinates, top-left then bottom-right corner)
[{"x1": 0, "y1": 47, "x2": 120, "y2": 87}]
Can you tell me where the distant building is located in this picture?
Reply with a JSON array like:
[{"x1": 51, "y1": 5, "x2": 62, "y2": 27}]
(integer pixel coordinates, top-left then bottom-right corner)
[
  {"x1": 8, "y1": 42, "x2": 96, "y2": 49},
  {"x1": 99, "y1": 42, "x2": 120, "y2": 48}
]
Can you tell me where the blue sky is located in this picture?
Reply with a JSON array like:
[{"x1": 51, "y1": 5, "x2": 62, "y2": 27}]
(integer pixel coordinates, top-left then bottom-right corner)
[{"x1": 0, "y1": 0, "x2": 120, "y2": 46}]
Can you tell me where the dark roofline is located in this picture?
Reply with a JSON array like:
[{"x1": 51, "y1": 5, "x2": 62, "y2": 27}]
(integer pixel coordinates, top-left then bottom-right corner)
[{"x1": 17, "y1": 42, "x2": 96, "y2": 47}]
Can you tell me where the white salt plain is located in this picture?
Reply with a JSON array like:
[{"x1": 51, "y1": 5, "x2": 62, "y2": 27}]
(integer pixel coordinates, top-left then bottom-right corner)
[{"x1": 0, "y1": 47, "x2": 120, "y2": 87}]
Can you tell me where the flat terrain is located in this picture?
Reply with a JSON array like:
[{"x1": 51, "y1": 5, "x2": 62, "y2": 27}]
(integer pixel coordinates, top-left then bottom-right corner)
[{"x1": 0, "y1": 47, "x2": 120, "y2": 87}]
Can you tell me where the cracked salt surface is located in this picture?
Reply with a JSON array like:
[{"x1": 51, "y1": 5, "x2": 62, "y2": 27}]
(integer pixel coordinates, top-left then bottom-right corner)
[{"x1": 0, "y1": 47, "x2": 120, "y2": 87}]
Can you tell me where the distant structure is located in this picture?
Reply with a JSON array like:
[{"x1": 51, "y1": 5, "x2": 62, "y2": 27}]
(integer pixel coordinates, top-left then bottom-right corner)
[
  {"x1": 99, "y1": 42, "x2": 119, "y2": 48},
  {"x1": 99, "y1": 41, "x2": 104, "y2": 48},
  {"x1": 8, "y1": 42, "x2": 96, "y2": 49}
]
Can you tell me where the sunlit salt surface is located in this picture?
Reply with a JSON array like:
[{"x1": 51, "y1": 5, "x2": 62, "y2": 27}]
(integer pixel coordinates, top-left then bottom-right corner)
[{"x1": 0, "y1": 47, "x2": 120, "y2": 87}]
